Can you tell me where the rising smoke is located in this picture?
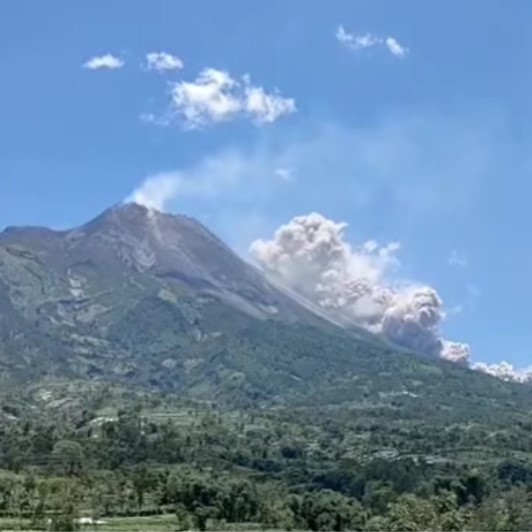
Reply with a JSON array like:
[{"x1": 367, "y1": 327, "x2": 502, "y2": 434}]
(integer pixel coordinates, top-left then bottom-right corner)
[
  {"x1": 250, "y1": 212, "x2": 470, "y2": 363},
  {"x1": 472, "y1": 361, "x2": 532, "y2": 383}
]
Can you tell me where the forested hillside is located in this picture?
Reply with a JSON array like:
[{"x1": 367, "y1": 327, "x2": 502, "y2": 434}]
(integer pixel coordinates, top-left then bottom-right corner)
[{"x1": 0, "y1": 383, "x2": 531, "y2": 530}]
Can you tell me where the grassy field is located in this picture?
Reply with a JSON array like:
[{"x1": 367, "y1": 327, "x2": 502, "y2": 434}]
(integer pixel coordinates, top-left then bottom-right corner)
[{"x1": 93, "y1": 513, "x2": 178, "y2": 531}]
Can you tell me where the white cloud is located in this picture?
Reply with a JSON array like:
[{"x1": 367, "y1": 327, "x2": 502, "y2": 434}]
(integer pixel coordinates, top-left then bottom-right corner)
[
  {"x1": 449, "y1": 249, "x2": 468, "y2": 267},
  {"x1": 159, "y1": 68, "x2": 295, "y2": 129},
  {"x1": 243, "y1": 83, "x2": 296, "y2": 124},
  {"x1": 83, "y1": 54, "x2": 124, "y2": 70},
  {"x1": 336, "y1": 26, "x2": 381, "y2": 50},
  {"x1": 168, "y1": 68, "x2": 241, "y2": 128},
  {"x1": 145, "y1": 52, "x2": 184, "y2": 72},
  {"x1": 336, "y1": 25, "x2": 408, "y2": 58},
  {"x1": 385, "y1": 37, "x2": 408, "y2": 58}
]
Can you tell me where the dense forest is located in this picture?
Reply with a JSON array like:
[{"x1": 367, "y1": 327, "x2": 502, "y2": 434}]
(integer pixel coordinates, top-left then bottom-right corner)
[{"x1": 0, "y1": 383, "x2": 531, "y2": 530}]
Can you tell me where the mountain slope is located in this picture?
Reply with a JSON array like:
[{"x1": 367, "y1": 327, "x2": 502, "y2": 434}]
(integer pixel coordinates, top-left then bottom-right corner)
[
  {"x1": 0, "y1": 203, "x2": 531, "y2": 414},
  {"x1": 0, "y1": 204, "x2": 354, "y2": 382}
]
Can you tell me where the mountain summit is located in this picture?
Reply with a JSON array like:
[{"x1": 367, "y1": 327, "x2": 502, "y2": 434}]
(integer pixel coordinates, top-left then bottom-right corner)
[
  {"x1": 0, "y1": 204, "x2": 530, "y2": 410},
  {"x1": 0, "y1": 203, "x2": 324, "y2": 325},
  {"x1": 0, "y1": 203, "x2": 349, "y2": 398}
]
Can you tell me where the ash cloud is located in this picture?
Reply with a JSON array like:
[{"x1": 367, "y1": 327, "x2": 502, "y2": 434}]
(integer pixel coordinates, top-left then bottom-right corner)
[
  {"x1": 250, "y1": 212, "x2": 469, "y2": 362},
  {"x1": 441, "y1": 341, "x2": 471, "y2": 365},
  {"x1": 473, "y1": 361, "x2": 532, "y2": 383}
]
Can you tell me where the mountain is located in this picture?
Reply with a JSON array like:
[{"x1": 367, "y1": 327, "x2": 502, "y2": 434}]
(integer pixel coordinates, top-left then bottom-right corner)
[{"x1": 1, "y1": 203, "x2": 532, "y2": 415}]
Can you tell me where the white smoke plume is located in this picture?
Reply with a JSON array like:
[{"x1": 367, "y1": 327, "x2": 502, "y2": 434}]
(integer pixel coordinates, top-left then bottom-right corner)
[
  {"x1": 126, "y1": 148, "x2": 274, "y2": 212},
  {"x1": 440, "y1": 341, "x2": 471, "y2": 365},
  {"x1": 250, "y1": 212, "x2": 469, "y2": 362},
  {"x1": 472, "y1": 362, "x2": 532, "y2": 383},
  {"x1": 381, "y1": 286, "x2": 445, "y2": 358},
  {"x1": 127, "y1": 173, "x2": 181, "y2": 211}
]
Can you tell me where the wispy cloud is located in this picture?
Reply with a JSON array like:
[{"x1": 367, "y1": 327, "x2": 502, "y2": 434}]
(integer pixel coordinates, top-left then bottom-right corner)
[
  {"x1": 336, "y1": 26, "x2": 381, "y2": 51},
  {"x1": 151, "y1": 68, "x2": 295, "y2": 129},
  {"x1": 446, "y1": 304, "x2": 464, "y2": 316},
  {"x1": 145, "y1": 52, "x2": 184, "y2": 72},
  {"x1": 468, "y1": 284, "x2": 482, "y2": 298},
  {"x1": 384, "y1": 37, "x2": 408, "y2": 58},
  {"x1": 274, "y1": 167, "x2": 295, "y2": 182},
  {"x1": 83, "y1": 54, "x2": 124, "y2": 70},
  {"x1": 336, "y1": 25, "x2": 408, "y2": 58},
  {"x1": 448, "y1": 249, "x2": 468, "y2": 268},
  {"x1": 134, "y1": 112, "x2": 493, "y2": 233}
]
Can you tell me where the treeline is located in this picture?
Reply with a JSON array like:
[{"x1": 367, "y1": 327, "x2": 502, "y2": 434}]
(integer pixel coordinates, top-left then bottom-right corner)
[
  {"x1": 1, "y1": 397, "x2": 532, "y2": 530},
  {"x1": 0, "y1": 468, "x2": 532, "y2": 530}
]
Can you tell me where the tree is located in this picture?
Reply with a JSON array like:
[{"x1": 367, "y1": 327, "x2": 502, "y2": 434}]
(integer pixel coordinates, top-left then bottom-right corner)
[
  {"x1": 52, "y1": 440, "x2": 84, "y2": 476},
  {"x1": 50, "y1": 501, "x2": 79, "y2": 532},
  {"x1": 383, "y1": 492, "x2": 466, "y2": 532},
  {"x1": 44, "y1": 479, "x2": 81, "y2": 532},
  {"x1": 260, "y1": 496, "x2": 296, "y2": 530},
  {"x1": 131, "y1": 465, "x2": 157, "y2": 513},
  {"x1": 291, "y1": 490, "x2": 364, "y2": 531},
  {"x1": 175, "y1": 503, "x2": 192, "y2": 531},
  {"x1": 194, "y1": 505, "x2": 218, "y2": 532},
  {"x1": 468, "y1": 487, "x2": 532, "y2": 531}
]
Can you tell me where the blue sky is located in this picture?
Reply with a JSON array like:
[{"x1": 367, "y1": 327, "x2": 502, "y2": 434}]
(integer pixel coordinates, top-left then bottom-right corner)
[{"x1": 1, "y1": 1, "x2": 532, "y2": 369}]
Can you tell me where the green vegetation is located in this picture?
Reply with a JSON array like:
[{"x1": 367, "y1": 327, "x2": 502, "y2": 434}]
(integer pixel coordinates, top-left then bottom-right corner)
[
  {"x1": 0, "y1": 384, "x2": 531, "y2": 530},
  {"x1": 4, "y1": 206, "x2": 532, "y2": 530}
]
